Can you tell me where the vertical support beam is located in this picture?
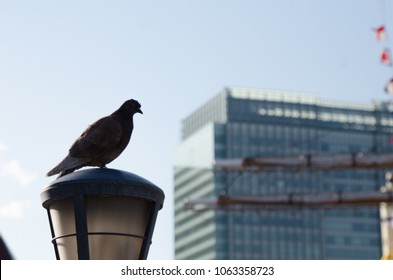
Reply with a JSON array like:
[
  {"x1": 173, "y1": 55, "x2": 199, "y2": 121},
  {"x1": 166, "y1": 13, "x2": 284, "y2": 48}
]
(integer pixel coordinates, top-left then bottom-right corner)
[
  {"x1": 139, "y1": 204, "x2": 156, "y2": 260},
  {"x1": 74, "y1": 194, "x2": 90, "y2": 260},
  {"x1": 47, "y1": 209, "x2": 60, "y2": 260}
]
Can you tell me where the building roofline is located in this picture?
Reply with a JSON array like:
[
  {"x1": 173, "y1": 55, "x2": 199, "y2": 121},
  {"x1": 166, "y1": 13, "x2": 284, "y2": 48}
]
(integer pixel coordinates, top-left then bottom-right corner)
[{"x1": 228, "y1": 87, "x2": 380, "y2": 111}]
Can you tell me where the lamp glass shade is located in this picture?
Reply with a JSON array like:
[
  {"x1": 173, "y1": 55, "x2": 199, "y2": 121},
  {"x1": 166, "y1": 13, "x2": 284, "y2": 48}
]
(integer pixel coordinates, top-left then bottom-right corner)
[
  {"x1": 49, "y1": 198, "x2": 77, "y2": 259},
  {"x1": 86, "y1": 196, "x2": 150, "y2": 260},
  {"x1": 49, "y1": 196, "x2": 151, "y2": 260}
]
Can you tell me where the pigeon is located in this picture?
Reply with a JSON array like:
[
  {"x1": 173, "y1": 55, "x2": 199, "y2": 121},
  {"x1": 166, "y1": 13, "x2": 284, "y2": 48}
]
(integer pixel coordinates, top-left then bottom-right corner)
[{"x1": 47, "y1": 99, "x2": 142, "y2": 177}]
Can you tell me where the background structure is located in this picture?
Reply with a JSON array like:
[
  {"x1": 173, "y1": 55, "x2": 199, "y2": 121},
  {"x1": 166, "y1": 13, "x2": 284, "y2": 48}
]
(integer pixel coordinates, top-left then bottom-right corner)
[{"x1": 174, "y1": 87, "x2": 393, "y2": 259}]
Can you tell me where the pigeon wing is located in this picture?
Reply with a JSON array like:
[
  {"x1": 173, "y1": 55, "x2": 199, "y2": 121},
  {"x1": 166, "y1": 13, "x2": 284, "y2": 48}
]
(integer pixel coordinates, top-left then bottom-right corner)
[{"x1": 69, "y1": 116, "x2": 123, "y2": 158}]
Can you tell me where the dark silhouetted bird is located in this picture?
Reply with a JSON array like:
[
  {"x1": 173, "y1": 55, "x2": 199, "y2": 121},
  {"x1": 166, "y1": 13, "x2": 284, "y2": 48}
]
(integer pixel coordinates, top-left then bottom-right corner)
[{"x1": 47, "y1": 99, "x2": 142, "y2": 177}]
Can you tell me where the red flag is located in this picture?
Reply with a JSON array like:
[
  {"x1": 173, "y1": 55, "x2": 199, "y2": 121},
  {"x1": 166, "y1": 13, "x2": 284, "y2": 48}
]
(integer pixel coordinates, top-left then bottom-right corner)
[
  {"x1": 385, "y1": 78, "x2": 393, "y2": 94},
  {"x1": 381, "y1": 48, "x2": 392, "y2": 65},
  {"x1": 375, "y1": 25, "x2": 386, "y2": 41}
]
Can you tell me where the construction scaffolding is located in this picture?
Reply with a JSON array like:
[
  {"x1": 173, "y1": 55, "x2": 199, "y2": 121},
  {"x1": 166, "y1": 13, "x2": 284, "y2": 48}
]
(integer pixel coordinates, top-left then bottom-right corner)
[
  {"x1": 185, "y1": 152, "x2": 393, "y2": 209},
  {"x1": 184, "y1": 152, "x2": 393, "y2": 259},
  {"x1": 213, "y1": 152, "x2": 393, "y2": 171},
  {"x1": 185, "y1": 190, "x2": 393, "y2": 211}
]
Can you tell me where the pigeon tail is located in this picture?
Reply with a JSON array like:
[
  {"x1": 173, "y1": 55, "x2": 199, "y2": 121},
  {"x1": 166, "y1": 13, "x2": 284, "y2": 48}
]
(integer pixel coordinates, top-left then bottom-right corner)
[{"x1": 46, "y1": 155, "x2": 89, "y2": 177}]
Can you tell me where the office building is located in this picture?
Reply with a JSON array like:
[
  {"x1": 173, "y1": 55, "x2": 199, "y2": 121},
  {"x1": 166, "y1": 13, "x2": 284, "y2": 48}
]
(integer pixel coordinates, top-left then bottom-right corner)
[{"x1": 174, "y1": 87, "x2": 393, "y2": 259}]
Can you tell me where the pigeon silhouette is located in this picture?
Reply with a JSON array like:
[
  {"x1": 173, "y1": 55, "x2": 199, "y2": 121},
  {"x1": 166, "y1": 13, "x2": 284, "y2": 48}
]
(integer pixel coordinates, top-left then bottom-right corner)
[{"x1": 47, "y1": 99, "x2": 142, "y2": 177}]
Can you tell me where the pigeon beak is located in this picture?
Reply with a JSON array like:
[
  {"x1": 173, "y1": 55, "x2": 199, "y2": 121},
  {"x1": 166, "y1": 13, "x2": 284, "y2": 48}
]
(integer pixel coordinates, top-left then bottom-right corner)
[{"x1": 137, "y1": 108, "x2": 143, "y2": 114}]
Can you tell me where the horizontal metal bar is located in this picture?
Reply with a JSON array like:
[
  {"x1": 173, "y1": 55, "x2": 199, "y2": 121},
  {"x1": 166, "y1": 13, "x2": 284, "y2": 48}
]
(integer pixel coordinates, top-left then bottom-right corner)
[
  {"x1": 185, "y1": 191, "x2": 393, "y2": 211},
  {"x1": 214, "y1": 152, "x2": 393, "y2": 170},
  {"x1": 51, "y1": 232, "x2": 146, "y2": 244}
]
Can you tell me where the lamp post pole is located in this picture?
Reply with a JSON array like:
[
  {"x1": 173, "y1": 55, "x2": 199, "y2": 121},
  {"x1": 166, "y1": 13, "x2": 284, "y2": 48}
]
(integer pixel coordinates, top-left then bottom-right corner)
[{"x1": 41, "y1": 168, "x2": 165, "y2": 260}]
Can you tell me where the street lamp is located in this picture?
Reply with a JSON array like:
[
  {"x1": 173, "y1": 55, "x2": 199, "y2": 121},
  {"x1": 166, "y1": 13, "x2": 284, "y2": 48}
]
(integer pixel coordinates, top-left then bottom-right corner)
[{"x1": 41, "y1": 168, "x2": 164, "y2": 260}]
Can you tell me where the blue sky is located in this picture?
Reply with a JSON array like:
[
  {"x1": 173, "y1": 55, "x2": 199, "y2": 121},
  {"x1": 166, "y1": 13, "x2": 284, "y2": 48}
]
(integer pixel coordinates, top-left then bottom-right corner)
[{"x1": 0, "y1": 0, "x2": 392, "y2": 259}]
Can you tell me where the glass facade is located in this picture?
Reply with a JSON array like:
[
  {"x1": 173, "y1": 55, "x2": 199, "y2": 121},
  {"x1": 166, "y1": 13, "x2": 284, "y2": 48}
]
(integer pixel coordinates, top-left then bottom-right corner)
[{"x1": 174, "y1": 87, "x2": 393, "y2": 259}]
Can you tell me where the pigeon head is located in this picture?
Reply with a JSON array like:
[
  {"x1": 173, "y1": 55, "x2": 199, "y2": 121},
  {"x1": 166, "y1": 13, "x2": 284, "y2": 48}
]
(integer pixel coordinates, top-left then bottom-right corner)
[{"x1": 121, "y1": 99, "x2": 143, "y2": 115}]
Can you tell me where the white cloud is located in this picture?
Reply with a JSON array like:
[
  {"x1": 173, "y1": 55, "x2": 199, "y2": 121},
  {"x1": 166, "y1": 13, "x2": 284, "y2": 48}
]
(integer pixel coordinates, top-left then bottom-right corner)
[
  {"x1": 0, "y1": 159, "x2": 38, "y2": 186},
  {"x1": 0, "y1": 200, "x2": 28, "y2": 219},
  {"x1": 0, "y1": 142, "x2": 7, "y2": 154}
]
